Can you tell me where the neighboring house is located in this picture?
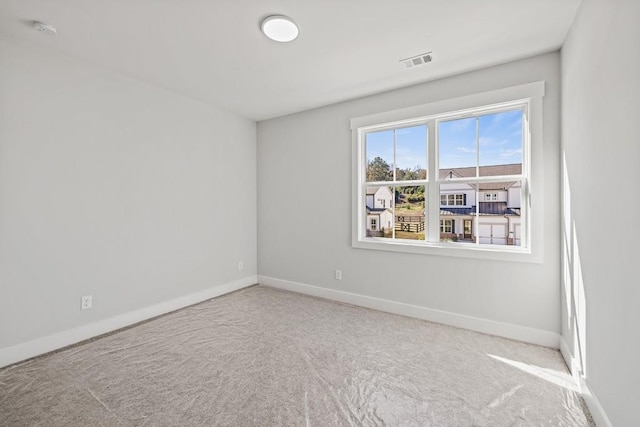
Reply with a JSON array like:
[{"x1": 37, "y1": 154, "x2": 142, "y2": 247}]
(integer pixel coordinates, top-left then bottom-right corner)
[
  {"x1": 365, "y1": 164, "x2": 522, "y2": 244},
  {"x1": 365, "y1": 186, "x2": 393, "y2": 236},
  {"x1": 439, "y1": 164, "x2": 522, "y2": 245}
]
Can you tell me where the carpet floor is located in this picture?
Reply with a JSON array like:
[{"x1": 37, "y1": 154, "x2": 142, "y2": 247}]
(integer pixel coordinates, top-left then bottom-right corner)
[{"x1": 0, "y1": 285, "x2": 593, "y2": 426}]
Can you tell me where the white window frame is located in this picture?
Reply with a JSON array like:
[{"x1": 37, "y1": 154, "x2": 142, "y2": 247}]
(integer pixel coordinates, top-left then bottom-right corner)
[
  {"x1": 351, "y1": 82, "x2": 544, "y2": 263},
  {"x1": 440, "y1": 219, "x2": 453, "y2": 233},
  {"x1": 441, "y1": 194, "x2": 465, "y2": 206}
]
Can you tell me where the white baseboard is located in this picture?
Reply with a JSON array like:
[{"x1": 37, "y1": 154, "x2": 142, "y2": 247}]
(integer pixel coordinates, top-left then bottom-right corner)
[
  {"x1": 259, "y1": 275, "x2": 560, "y2": 349},
  {"x1": 559, "y1": 337, "x2": 612, "y2": 427},
  {"x1": 560, "y1": 336, "x2": 579, "y2": 376},
  {"x1": 0, "y1": 275, "x2": 257, "y2": 368}
]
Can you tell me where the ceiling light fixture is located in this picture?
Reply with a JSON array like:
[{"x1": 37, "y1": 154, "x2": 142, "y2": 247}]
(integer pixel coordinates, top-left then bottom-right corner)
[
  {"x1": 32, "y1": 21, "x2": 58, "y2": 36},
  {"x1": 261, "y1": 15, "x2": 299, "y2": 42}
]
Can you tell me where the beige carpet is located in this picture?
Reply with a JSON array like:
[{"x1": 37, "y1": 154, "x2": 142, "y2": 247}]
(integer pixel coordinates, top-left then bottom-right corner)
[{"x1": 0, "y1": 285, "x2": 593, "y2": 426}]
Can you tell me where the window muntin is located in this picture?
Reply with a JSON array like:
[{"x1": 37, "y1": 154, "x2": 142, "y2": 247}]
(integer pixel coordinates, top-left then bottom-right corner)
[{"x1": 358, "y1": 100, "x2": 529, "y2": 253}]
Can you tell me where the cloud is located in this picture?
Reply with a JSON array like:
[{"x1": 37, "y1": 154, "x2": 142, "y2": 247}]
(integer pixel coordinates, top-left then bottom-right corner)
[
  {"x1": 456, "y1": 146, "x2": 476, "y2": 153},
  {"x1": 499, "y1": 148, "x2": 522, "y2": 158}
]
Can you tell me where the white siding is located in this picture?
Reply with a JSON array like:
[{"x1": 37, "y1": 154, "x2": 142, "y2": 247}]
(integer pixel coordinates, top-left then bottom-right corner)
[
  {"x1": 366, "y1": 195, "x2": 374, "y2": 208},
  {"x1": 508, "y1": 187, "x2": 521, "y2": 207}
]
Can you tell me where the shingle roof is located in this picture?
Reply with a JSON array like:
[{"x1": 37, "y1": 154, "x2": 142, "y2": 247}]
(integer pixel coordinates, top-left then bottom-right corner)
[
  {"x1": 440, "y1": 207, "x2": 473, "y2": 216},
  {"x1": 366, "y1": 186, "x2": 390, "y2": 195},
  {"x1": 439, "y1": 163, "x2": 522, "y2": 179}
]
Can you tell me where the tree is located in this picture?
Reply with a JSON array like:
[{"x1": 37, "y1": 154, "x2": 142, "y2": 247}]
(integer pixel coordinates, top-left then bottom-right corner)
[{"x1": 366, "y1": 157, "x2": 391, "y2": 181}]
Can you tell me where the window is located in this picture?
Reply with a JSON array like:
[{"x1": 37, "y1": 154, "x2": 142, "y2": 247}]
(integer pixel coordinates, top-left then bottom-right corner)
[
  {"x1": 441, "y1": 194, "x2": 465, "y2": 206},
  {"x1": 351, "y1": 82, "x2": 544, "y2": 262},
  {"x1": 363, "y1": 124, "x2": 427, "y2": 241}
]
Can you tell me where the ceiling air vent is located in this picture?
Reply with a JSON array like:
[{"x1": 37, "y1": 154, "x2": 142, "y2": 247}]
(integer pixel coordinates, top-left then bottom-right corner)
[{"x1": 400, "y1": 52, "x2": 433, "y2": 69}]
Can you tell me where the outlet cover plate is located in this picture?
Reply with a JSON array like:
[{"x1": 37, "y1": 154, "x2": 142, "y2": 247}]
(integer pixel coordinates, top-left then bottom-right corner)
[{"x1": 81, "y1": 295, "x2": 92, "y2": 310}]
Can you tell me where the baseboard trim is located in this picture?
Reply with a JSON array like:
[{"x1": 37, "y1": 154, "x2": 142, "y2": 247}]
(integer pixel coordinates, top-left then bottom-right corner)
[
  {"x1": 559, "y1": 336, "x2": 578, "y2": 375},
  {"x1": 0, "y1": 275, "x2": 257, "y2": 368},
  {"x1": 259, "y1": 275, "x2": 560, "y2": 349},
  {"x1": 559, "y1": 337, "x2": 612, "y2": 427}
]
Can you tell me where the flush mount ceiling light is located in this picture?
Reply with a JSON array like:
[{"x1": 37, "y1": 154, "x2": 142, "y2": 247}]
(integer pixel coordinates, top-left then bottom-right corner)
[
  {"x1": 32, "y1": 21, "x2": 58, "y2": 36},
  {"x1": 261, "y1": 15, "x2": 299, "y2": 42}
]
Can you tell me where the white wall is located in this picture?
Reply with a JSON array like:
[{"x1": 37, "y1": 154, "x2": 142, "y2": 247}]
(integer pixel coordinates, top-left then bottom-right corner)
[
  {"x1": 258, "y1": 53, "x2": 561, "y2": 336},
  {"x1": 561, "y1": 0, "x2": 640, "y2": 425},
  {"x1": 0, "y1": 36, "x2": 257, "y2": 353}
]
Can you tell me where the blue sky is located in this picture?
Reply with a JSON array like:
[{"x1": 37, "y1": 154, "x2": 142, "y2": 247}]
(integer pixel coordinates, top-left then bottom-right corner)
[
  {"x1": 366, "y1": 125, "x2": 427, "y2": 172},
  {"x1": 366, "y1": 109, "x2": 522, "y2": 173}
]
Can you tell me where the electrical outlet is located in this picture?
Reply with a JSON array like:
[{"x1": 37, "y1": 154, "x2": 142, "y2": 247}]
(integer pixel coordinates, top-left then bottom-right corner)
[
  {"x1": 335, "y1": 269, "x2": 342, "y2": 280},
  {"x1": 238, "y1": 260, "x2": 244, "y2": 271},
  {"x1": 81, "y1": 295, "x2": 92, "y2": 310}
]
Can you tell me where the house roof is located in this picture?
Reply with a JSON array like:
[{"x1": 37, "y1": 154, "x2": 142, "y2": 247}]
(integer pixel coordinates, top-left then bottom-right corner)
[
  {"x1": 478, "y1": 183, "x2": 516, "y2": 191},
  {"x1": 439, "y1": 164, "x2": 522, "y2": 179},
  {"x1": 440, "y1": 208, "x2": 474, "y2": 216},
  {"x1": 366, "y1": 207, "x2": 390, "y2": 214},
  {"x1": 439, "y1": 164, "x2": 521, "y2": 191},
  {"x1": 366, "y1": 186, "x2": 390, "y2": 195}
]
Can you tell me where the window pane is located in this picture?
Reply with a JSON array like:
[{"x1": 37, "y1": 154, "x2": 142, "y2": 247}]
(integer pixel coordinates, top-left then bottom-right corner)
[
  {"x1": 477, "y1": 181, "x2": 522, "y2": 246},
  {"x1": 438, "y1": 117, "x2": 476, "y2": 172},
  {"x1": 478, "y1": 109, "x2": 523, "y2": 177},
  {"x1": 364, "y1": 185, "x2": 394, "y2": 238},
  {"x1": 438, "y1": 180, "x2": 522, "y2": 245},
  {"x1": 395, "y1": 125, "x2": 427, "y2": 181},
  {"x1": 395, "y1": 185, "x2": 425, "y2": 241},
  {"x1": 439, "y1": 182, "x2": 473, "y2": 243},
  {"x1": 365, "y1": 129, "x2": 394, "y2": 182}
]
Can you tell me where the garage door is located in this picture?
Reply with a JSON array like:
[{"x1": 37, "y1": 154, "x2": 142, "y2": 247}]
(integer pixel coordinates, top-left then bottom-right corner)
[
  {"x1": 478, "y1": 224, "x2": 507, "y2": 245},
  {"x1": 514, "y1": 224, "x2": 521, "y2": 246}
]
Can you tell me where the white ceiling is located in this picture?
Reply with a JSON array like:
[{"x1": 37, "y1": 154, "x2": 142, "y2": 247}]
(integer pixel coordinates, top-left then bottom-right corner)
[{"x1": 0, "y1": 0, "x2": 582, "y2": 121}]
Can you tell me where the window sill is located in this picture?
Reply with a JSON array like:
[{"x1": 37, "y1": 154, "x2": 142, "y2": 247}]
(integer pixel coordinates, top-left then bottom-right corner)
[{"x1": 352, "y1": 238, "x2": 541, "y2": 263}]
